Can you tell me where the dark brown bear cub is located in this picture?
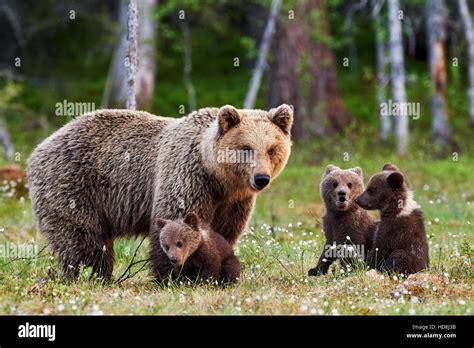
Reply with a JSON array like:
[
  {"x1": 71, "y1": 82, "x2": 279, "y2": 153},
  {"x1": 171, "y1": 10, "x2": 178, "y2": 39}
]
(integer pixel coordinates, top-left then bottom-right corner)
[
  {"x1": 154, "y1": 212, "x2": 241, "y2": 284},
  {"x1": 355, "y1": 163, "x2": 429, "y2": 274},
  {"x1": 308, "y1": 165, "x2": 376, "y2": 276}
]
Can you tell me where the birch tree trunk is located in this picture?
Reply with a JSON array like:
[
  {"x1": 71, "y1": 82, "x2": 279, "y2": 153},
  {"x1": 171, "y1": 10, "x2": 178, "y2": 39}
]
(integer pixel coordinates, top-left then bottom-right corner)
[
  {"x1": 244, "y1": 0, "x2": 282, "y2": 109},
  {"x1": 136, "y1": 0, "x2": 156, "y2": 111},
  {"x1": 371, "y1": 0, "x2": 391, "y2": 140},
  {"x1": 0, "y1": 126, "x2": 14, "y2": 160},
  {"x1": 126, "y1": 0, "x2": 138, "y2": 110},
  {"x1": 458, "y1": 0, "x2": 474, "y2": 125},
  {"x1": 426, "y1": 0, "x2": 452, "y2": 145},
  {"x1": 101, "y1": 0, "x2": 128, "y2": 108},
  {"x1": 388, "y1": 0, "x2": 408, "y2": 155},
  {"x1": 181, "y1": 20, "x2": 196, "y2": 112}
]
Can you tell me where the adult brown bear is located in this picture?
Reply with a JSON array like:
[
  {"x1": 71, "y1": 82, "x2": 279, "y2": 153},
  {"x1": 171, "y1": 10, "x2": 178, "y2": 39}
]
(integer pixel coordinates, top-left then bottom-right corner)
[{"x1": 27, "y1": 105, "x2": 293, "y2": 281}]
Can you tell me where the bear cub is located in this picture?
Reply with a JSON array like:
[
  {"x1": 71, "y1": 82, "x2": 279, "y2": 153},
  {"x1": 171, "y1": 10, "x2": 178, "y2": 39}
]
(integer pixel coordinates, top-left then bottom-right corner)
[
  {"x1": 355, "y1": 163, "x2": 429, "y2": 274},
  {"x1": 156, "y1": 212, "x2": 241, "y2": 284},
  {"x1": 308, "y1": 165, "x2": 376, "y2": 276}
]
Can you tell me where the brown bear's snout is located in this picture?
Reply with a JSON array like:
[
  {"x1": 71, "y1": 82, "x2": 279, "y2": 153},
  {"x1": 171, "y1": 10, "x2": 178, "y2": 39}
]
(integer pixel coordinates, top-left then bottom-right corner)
[
  {"x1": 355, "y1": 195, "x2": 371, "y2": 209},
  {"x1": 337, "y1": 190, "x2": 347, "y2": 202},
  {"x1": 253, "y1": 174, "x2": 270, "y2": 190}
]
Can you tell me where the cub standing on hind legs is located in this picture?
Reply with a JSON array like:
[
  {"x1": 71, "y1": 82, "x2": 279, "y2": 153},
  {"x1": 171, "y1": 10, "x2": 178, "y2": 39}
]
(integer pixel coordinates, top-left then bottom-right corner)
[
  {"x1": 155, "y1": 212, "x2": 241, "y2": 284},
  {"x1": 355, "y1": 163, "x2": 429, "y2": 274},
  {"x1": 308, "y1": 165, "x2": 376, "y2": 276}
]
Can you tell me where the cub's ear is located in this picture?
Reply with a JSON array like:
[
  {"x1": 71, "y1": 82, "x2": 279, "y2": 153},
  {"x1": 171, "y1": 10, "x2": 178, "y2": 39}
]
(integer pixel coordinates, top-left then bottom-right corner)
[
  {"x1": 183, "y1": 212, "x2": 199, "y2": 230},
  {"x1": 218, "y1": 105, "x2": 241, "y2": 135},
  {"x1": 269, "y1": 104, "x2": 294, "y2": 135},
  {"x1": 323, "y1": 164, "x2": 340, "y2": 177},
  {"x1": 387, "y1": 172, "x2": 404, "y2": 190},
  {"x1": 383, "y1": 163, "x2": 400, "y2": 172},
  {"x1": 157, "y1": 218, "x2": 168, "y2": 229},
  {"x1": 350, "y1": 166, "x2": 363, "y2": 179}
]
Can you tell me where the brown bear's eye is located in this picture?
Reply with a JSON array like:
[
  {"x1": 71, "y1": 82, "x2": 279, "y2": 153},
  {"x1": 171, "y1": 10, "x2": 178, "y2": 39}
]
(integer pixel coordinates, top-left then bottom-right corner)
[
  {"x1": 333, "y1": 182, "x2": 338, "y2": 188},
  {"x1": 268, "y1": 147, "x2": 276, "y2": 156},
  {"x1": 367, "y1": 187, "x2": 375, "y2": 195},
  {"x1": 164, "y1": 244, "x2": 169, "y2": 251},
  {"x1": 348, "y1": 183, "x2": 352, "y2": 189},
  {"x1": 176, "y1": 241, "x2": 183, "y2": 248}
]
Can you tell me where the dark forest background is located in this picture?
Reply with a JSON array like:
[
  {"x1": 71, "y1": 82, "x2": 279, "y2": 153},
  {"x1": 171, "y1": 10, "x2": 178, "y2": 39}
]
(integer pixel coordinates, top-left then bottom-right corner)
[{"x1": 1, "y1": 0, "x2": 474, "y2": 161}]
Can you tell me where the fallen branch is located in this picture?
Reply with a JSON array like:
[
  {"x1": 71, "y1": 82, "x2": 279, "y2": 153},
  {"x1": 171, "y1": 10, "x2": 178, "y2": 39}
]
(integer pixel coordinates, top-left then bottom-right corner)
[
  {"x1": 116, "y1": 259, "x2": 150, "y2": 285},
  {"x1": 115, "y1": 236, "x2": 148, "y2": 284}
]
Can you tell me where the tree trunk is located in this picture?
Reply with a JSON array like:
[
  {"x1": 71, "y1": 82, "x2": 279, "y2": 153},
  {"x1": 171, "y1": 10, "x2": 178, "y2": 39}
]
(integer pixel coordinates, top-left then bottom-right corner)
[
  {"x1": 102, "y1": 0, "x2": 156, "y2": 110},
  {"x1": 388, "y1": 0, "x2": 409, "y2": 155},
  {"x1": 371, "y1": 0, "x2": 391, "y2": 140},
  {"x1": 267, "y1": 0, "x2": 350, "y2": 138},
  {"x1": 458, "y1": 0, "x2": 474, "y2": 125},
  {"x1": 0, "y1": 126, "x2": 14, "y2": 160},
  {"x1": 126, "y1": 0, "x2": 138, "y2": 110},
  {"x1": 101, "y1": 0, "x2": 128, "y2": 108},
  {"x1": 307, "y1": 0, "x2": 350, "y2": 134},
  {"x1": 244, "y1": 0, "x2": 282, "y2": 109},
  {"x1": 136, "y1": 0, "x2": 156, "y2": 111},
  {"x1": 181, "y1": 20, "x2": 196, "y2": 112},
  {"x1": 426, "y1": 0, "x2": 452, "y2": 145},
  {"x1": 267, "y1": 17, "x2": 305, "y2": 139}
]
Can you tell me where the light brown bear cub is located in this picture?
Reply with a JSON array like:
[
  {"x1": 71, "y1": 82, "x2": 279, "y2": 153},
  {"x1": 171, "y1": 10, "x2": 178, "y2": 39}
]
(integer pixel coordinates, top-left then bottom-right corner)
[
  {"x1": 355, "y1": 163, "x2": 429, "y2": 274},
  {"x1": 308, "y1": 165, "x2": 376, "y2": 276},
  {"x1": 155, "y1": 212, "x2": 241, "y2": 284}
]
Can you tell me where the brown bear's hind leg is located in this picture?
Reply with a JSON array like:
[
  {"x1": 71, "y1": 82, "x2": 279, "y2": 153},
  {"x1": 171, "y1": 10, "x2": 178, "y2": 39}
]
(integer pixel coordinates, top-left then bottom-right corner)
[
  {"x1": 220, "y1": 255, "x2": 241, "y2": 284},
  {"x1": 383, "y1": 249, "x2": 427, "y2": 275},
  {"x1": 40, "y1": 217, "x2": 114, "y2": 282}
]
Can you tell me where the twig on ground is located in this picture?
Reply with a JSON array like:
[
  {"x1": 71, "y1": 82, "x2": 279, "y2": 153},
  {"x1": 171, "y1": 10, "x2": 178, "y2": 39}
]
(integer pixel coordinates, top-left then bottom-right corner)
[{"x1": 115, "y1": 236, "x2": 148, "y2": 284}]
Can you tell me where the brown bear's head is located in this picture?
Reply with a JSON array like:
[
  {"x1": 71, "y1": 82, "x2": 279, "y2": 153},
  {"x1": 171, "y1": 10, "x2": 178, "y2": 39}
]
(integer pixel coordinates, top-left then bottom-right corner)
[
  {"x1": 320, "y1": 164, "x2": 365, "y2": 213},
  {"x1": 157, "y1": 212, "x2": 203, "y2": 267},
  {"x1": 355, "y1": 163, "x2": 411, "y2": 214},
  {"x1": 203, "y1": 104, "x2": 293, "y2": 194}
]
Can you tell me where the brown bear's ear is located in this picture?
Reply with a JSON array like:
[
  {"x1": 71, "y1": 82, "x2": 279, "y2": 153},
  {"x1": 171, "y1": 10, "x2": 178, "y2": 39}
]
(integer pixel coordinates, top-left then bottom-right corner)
[
  {"x1": 387, "y1": 172, "x2": 404, "y2": 190},
  {"x1": 270, "y1": 104, "x2": 294, "y2": 135},
  {"x1": 383, "y1": 163, "x2": 400, "y2": 172},
  {"x1": 323, "y1": 164, "x2": 340, "y2": 177},
  {"x1": 350, "y1": 166, "x2": 363, "y2": 179},
  {"x1": 157, "y1": 218, "x2": 168, "y2": 229},
  {"x1": 218, "y1": 105, "x2": 241, "y2": 135},
  {"x1": 183, "y1": 212, "x2": 199, "y2": 230}
]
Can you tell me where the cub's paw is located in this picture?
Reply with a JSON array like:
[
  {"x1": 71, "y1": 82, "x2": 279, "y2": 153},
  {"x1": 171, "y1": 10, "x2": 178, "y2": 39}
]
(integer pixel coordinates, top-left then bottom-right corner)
[{"x1": 308, "y1": 267, "x2": 323, "y2": 276}]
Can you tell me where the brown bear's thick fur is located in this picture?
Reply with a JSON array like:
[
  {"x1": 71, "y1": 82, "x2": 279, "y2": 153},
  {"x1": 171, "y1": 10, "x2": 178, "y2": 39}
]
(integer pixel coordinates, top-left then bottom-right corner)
[
  {"x1": 155, "y1": 212, "x2": 241, "y2": 284},
  {"x1": 308, "y1": 165, "x2": 376, "y2": 276},
  {"x1": 27, "y1": 105, "x2": 293, "y2": 281},
  {"x1": 355, "y1": 163, "x2": 429, "y2": 274}
]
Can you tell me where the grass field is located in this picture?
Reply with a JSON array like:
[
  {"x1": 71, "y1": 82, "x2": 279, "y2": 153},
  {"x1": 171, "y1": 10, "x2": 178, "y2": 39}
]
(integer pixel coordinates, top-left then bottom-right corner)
[{"x1": 0, "y1": 138, "x2": 472, "y2": 316}]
